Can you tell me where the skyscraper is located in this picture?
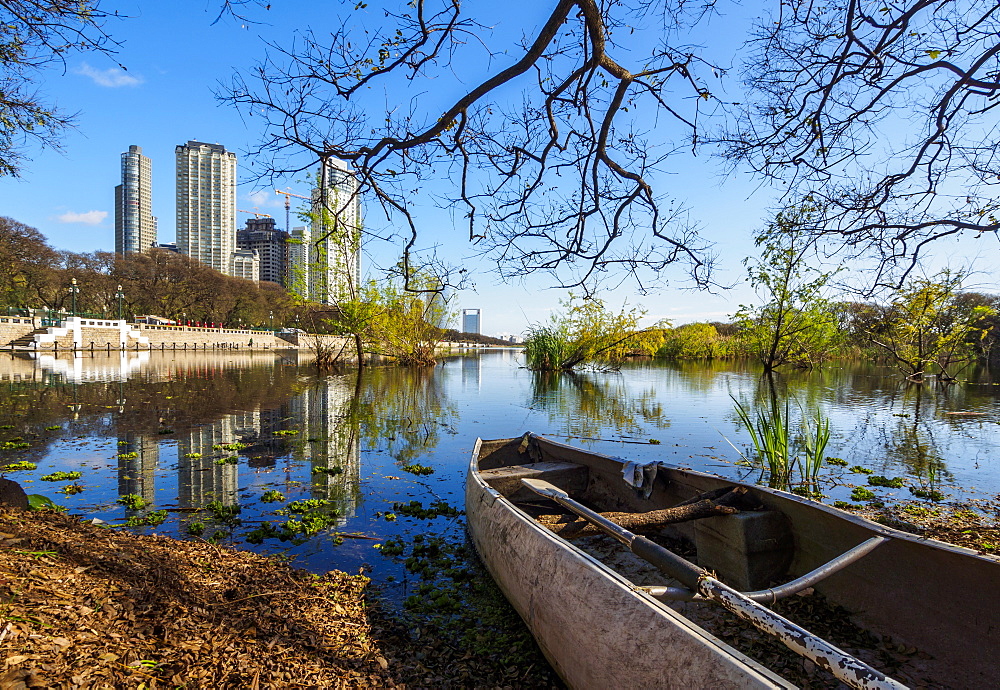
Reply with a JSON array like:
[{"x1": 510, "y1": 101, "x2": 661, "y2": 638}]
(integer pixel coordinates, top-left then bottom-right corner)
[
  {"x1": 114, "y1": 145, "x2": 157, "y2": 254},
  {"x1": 175, "y1": 140, "x2": 237, "y2": 275},
  {"x1": 237, "y1": 217, "x2": 289, "y2": 286},
  {"x1": 462, "y1": 308, "x2": 482, "y2": 334},
  {"x1": 288, "y1": 159, "x2": 361, "y2": 304}
]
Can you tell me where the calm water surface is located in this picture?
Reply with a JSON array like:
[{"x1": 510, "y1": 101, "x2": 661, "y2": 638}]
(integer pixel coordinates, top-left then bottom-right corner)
[{"x1": 2, "y1": 349, "x2": 999, "y2": 595}]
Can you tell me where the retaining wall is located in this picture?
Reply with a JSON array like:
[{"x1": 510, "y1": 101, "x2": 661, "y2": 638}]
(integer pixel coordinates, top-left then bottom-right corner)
[{"x1": 0, "y1": 318, "x2": 39, "y2": 346}]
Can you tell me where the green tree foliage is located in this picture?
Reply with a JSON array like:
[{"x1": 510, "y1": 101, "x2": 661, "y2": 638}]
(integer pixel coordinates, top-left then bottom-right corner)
[
  {"x1": 867, "y1": 271, "x2": 997, "y2": 382},
  {"x1": 656, "y1": 323, "x2": 734, "y2": 359},
  {"x1": 735, "y1": 211, "x2": 840, "y2": 372},
  {"x1": 325, "y1": 263, "x2": 455, "y2": 367},
  {"x1": 523, "y1": 295, "x2": 665, "y2": 371},
  {"x1": 0, "y1": 217, "x2": 300, "y2": 325}
]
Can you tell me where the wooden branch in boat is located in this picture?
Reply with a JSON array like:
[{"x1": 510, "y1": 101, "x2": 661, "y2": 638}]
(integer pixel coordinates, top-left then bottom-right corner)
[{"x1": 537, "y1": 489, "x2": 746, "y2": 539}]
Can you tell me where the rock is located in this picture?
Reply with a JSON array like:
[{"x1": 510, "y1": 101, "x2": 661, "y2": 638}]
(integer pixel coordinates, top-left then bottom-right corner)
[{"x1": 0, "y1": 478, "x2": 28, "y2": 510}]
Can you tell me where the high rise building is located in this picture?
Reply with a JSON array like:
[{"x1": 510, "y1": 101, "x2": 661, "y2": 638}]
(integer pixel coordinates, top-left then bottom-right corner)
[
  {"x1": 462, "y1": 308, "x2": 482, "y2": 334},
  {"x1": 114, "y1": 145, "x2": 157, "y2": 254},
  {"x1": 175, "y1": 140, "x2": 238, "y2": 275},
  {"x1": 230, "y1": 247, "x2": 260, "y2": 282},
  {"x1": 236, "y1": 217, "x2": 289, "y2": 286},
  {"x1": 287, "y1": 160, "x2": 362, "y2": 304}
]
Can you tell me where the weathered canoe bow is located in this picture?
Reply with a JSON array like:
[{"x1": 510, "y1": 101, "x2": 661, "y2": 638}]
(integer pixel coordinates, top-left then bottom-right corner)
[{"x1": 466, "y1": 433, "x2": 1000, "y2": 689}]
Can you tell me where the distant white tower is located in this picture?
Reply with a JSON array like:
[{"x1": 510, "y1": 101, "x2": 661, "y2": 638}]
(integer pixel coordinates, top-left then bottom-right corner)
[
  {"x1": 114, "y1": 145, "x2": 157, "y2": 254},
  {"x1": 175, "y1": 141, "x2": 238, "y2": 275},
  {"x1": 462, "y1": 309, "x2": 481, "y2": 334}
]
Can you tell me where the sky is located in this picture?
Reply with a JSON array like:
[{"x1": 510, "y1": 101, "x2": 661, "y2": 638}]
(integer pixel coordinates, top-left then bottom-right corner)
[{"x1": 1, "y1": 1, "x2": 995, "y2": 337}]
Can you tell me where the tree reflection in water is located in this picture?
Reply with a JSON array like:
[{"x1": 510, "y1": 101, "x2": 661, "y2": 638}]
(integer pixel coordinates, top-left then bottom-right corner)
[
  {"x1": 529, "y1": 370, "x2": 670, "y2": 441},
  {"x1": 348, "y1": 366, "x2": 459, "y2": 466}
]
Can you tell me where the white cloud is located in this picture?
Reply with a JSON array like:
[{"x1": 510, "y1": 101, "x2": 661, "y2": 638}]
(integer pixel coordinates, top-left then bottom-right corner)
[
  {"x1": 75, "y1": 62, "x2": 143, "y2": 88},
  {"x1": 246, "y1": 190, "x2": 284, "y2": 209},
  {"x1": 57, "y1": 210, "x2": 108, "y2": 225}
]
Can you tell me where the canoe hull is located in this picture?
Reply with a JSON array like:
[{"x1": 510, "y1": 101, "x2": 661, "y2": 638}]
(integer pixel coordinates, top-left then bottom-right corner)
[
  {"x1": 466, "y1": 437, "x2": 793, "y2": 689},
  {"x1": 467, "y1": 433, "x2": 1000, "y2": 689}
]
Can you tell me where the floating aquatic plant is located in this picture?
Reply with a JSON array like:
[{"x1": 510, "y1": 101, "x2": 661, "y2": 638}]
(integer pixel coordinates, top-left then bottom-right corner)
[
  {"x1": 3, "y1": 461, "x2": 36, "y2": 471},
  {"x1": 117, "y1": 493, "x2": 149, "y2": 510},
  {"x1": 124, "y1": 510, "x2": 167, "y2": 527},
  {"x1": 850, "y1": 487, "x2": 877, "y2": 502},
  {"x1": 41, "y1": 471, "x2": 82, "y2": 482},
  {"x1": 868, "y1": 475, "x2": 905, "y2": 488},
  {"x1": 260, "y1": 490, "x2": 285, "y2": 503},
  {"x1": 401, "y1": 464, "x2": 435, "y2": 476}
]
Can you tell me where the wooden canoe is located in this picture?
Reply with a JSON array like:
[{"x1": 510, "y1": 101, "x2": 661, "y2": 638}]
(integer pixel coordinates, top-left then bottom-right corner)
[{"x1": 465, "y1": 433, "x2": 1000, "y2": 689}]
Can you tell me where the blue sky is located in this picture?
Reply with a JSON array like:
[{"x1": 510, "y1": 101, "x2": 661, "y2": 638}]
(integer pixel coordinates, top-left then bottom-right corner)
[{"x1": 1, "y1": 1, "x2": 994, "y2": 336}]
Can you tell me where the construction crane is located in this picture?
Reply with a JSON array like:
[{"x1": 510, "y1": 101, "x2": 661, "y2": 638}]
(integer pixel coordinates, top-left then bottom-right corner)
[
  {"x1": 275, "y1": 188, "x2": 311, "y2": 234},
  {"x1": 237, "y1": 209, "x2": 273, "y2": 218}
]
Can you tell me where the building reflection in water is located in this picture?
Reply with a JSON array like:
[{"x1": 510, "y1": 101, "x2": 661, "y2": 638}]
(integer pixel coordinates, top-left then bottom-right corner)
[
  {"x1": 286, "y1": 375, "x2": 361, "y2": 525},
  {"x1": 461, "y1": 353, "x2": 481, "y2": 391},
  {"x1": 4, "y1": 351, "x2": 362, "y2": 522}
]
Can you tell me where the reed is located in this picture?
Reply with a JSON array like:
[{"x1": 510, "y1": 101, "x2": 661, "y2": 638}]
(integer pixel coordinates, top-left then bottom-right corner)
[
  {"x1": 730, "y1": 396, "x2": 831, "y2": 490},
  {"x1": 523, "y1": 325, "x2": 569, "y2": 370}
]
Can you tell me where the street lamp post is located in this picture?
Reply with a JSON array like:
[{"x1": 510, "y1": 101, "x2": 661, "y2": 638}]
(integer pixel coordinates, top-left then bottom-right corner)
[
  {"x1": 69, "y1": 278, "x2": 79, "y2": 317},
  {"x1": 269, "y1": 311, "x2": 273, "y2": 331},
  {"x1": 182, "y1": 312, "x2": 186, "y2": 328},
  {"x1": 116, "y1": 284, "x2": 124, "y2": 320}
]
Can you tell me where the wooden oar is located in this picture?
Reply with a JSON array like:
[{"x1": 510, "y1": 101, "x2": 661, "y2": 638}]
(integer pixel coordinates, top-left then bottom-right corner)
[{"x1": 520, "y1": 478, "x2": 907, "y2": 690}]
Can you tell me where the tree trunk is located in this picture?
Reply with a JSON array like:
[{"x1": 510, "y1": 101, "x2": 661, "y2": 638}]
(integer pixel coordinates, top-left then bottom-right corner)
[{"x1": 536, "y1": 487, "x2": 748, "y2": 539}]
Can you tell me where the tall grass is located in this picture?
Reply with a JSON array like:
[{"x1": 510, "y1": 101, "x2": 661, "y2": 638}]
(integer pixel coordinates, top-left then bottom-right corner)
[
  {"x1": 729, "y1": 395, "x2": 831, "y2": 490},
  {"x1": 523, "y1": 325, "x2": 569, "y2": 371}
]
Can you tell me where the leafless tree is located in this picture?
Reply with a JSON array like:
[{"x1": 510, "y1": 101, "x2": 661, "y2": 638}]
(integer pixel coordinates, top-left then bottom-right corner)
[
  {"x1": 724, "y1": 0, "x2": 1000, "y2": 291},
  {"x1": 222, "y1": 0, "x2": 725, "y2": 294}
]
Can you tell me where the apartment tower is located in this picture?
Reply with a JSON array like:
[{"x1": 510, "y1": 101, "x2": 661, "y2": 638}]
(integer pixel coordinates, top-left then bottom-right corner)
[
  {"x1": 175, "y1": 141, "x2": 238, "y2": 275},
  {"x1": 114, "y1": 145, "x2": 157, "y2": 254},
  {"x1": 289, "y1": 159, "x2": 362, "y2": 304},
  {"x1": 237, "y1": 217, "x2": 289, "y2": 286}
]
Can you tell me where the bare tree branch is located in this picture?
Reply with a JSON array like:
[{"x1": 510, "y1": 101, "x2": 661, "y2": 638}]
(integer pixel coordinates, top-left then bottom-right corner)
[{"x1": 222, "y1": 0, "x2": 725, "y2": 293}]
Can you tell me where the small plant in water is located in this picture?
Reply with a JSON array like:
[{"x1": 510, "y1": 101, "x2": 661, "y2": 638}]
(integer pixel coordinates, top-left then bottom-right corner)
[
  {"x1": 260, "y1": 490, "x2": 285, "y2": 503},
  {"x1": 3, "y1": 461, "x2": 36, "y2": 471},
  {"x1": 187, "y1": 522, "x2": 206, "y2": 536},
  {"x1": 205, "y1": 500, "x2": 242, "y2": 525},
  {"x1": 124, "y1": 510, "x2": 167, "y2": 527},
  {"x1": 868, "y1": 475, "x2": 905, "y2": 488},
  {"x1": 44, "y1": 425, "x2": 60, "y2": 431},
  {"x1": 312, "y1": 466, "x2": 343, "y2": 475},
  {"x1": 117, "y1": 452, "x2": 139, "y2": 460},
  {"x1": 272, "y1": 429, "x2": 300, "y2": 436},
  {"x1": 401, "y1": 464, "x2": 435, "y2": 476},
  {"x1": 729, "y1": 396, "x2": 831, "y2": 490},
  {"x1": 57, "y1": 484, "x2": 84, "y2": 495},
  {"x1": 850, "y1": 487, "x2": 877, "y2": 502},
  {"x1": 825, "y1": 457, "x2": 848, "y2": 466},
  {"x1": 1, "y1": 441, "x2": 30, "y2": 450},
  {"x1": 183, "y1": 452, "x2": 202, "y2": 459},
  {"x1": 117, "y1": 493, "x2": 150, "y2": 510},
  {"x1": 41, "y1": 471, "x2": 82, "y2": 482},
  {"x1": 849, "y1": 465, "x2": 874, "y2": 474},
  {"x1": 392, "y1": 500, "x2": 463, "y2": 519},
  {"x1": 909, "y1": 486, "x2": 945, "y2": 502}
]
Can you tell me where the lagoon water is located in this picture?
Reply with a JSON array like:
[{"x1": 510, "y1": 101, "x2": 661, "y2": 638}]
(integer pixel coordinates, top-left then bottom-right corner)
[{"x1": 2, "y1": 349, "x2": 999, "y2": 594}]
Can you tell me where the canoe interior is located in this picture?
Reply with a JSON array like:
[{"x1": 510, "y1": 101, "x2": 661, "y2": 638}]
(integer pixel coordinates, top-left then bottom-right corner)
[{"x1": 473, "y1": 434, "x2": 1000, "y2": 689}]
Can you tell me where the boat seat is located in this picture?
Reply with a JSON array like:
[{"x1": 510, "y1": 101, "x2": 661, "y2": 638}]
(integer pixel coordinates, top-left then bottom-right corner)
[{"x1": 480, "y1": 461, "x2": 589, "y2": 501}]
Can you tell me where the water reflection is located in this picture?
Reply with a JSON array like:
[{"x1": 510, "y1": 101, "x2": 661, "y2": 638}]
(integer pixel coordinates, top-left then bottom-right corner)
[
  {"x1": 529, "y1": 370, "x2": 670, "y2": 440},
  {"x1": 1, "y1": 351, "x2": 999, "y2": 582}
]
